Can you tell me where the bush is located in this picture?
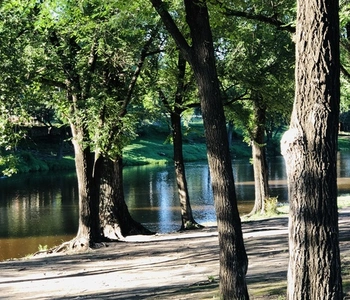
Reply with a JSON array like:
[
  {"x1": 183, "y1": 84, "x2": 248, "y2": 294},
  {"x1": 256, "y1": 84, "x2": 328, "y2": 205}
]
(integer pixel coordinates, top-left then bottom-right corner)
[{"x1": 18, "y1": 151, "x2": 49, "y2": 172}]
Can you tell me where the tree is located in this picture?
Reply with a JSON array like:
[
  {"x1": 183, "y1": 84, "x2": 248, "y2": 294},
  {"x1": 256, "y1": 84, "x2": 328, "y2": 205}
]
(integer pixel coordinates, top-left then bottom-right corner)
[
  {"x1": 0, "y1": 0, "x2": 157, "y2": 249},
  {"x1": 212, "y1": 3, "x2": 295, "y2": 215},
  {"x1": 149, "y1": 0, "x2": 249, "y2": 298},
  {"x1": 280, "y1": 0, "x2": 343, "y2": 298},
  {"x1": 139, "y1": 38, "x2": 203, "y2": 230},
  {"x1": 158, "y1": 52, "x2": 202, "y2": 230}
]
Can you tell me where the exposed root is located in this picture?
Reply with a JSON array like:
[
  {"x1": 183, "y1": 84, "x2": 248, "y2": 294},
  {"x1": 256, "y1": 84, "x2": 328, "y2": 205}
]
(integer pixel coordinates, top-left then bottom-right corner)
[
  {"x1": 101, "y1": 220, "x2": 155, "y2": 241},
  {"x1": 33, "y1": 237, "x2": 96, "y2": 258},
  {"x1": 103, "y1": 224, "x2": 125, "y2": 241},
  {"x1": 179, "y1": 221, "x2": 205, "y2": 232}
]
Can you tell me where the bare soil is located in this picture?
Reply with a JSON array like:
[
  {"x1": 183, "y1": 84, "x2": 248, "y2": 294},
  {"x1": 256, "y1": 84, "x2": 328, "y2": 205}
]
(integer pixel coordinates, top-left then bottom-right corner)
[{"x1": 1, "y1": 209, "x2": 350, "y2": 300}]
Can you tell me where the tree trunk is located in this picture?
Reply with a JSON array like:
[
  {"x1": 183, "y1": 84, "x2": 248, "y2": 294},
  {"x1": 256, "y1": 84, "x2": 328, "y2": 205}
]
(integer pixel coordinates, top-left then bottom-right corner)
[
  {"x1": 150, "y1": 0, "x2": 249, "y2": 297},
  {"x1": 184, "y1": 1, "x2": 248, "y2": 298},
  {"x1": 227, "y1": 120, "x2": 234, "y2": 149},
  {"x1": 249, "y1": 96, "x2": 269, "y2": 215},
  {"x1": 281, "y1": 0, "x2": 342, "y2": 298},
  {"x1": 69, "y1": 120, "x2": 101, "y2": 249},
  {"x1": 98, "y1": 154, "x2": 153, "y2": 239},
  {"x1": 171, "y1": 53, "x2": 201, "y2": 230},
  {"x1": 171, "y1": 110, "x2": 201, "y2": 230},
  {"x1": 250, "y1": 140, "x2": 269, "y2": 214}
]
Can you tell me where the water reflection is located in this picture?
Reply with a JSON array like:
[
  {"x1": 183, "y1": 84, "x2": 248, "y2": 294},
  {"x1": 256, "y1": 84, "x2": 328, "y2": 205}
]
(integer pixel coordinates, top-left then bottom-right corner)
[
  {"x1": 1, "y1": 154, "x2": 350, "y2": 261},
  {"x1": 0, "y1": 171, "x2": 79, "y2": 239}
]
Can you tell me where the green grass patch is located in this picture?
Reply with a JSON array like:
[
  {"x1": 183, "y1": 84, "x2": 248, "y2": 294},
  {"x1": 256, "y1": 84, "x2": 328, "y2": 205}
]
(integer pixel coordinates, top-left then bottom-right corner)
[
  {"x1": 45, "y1": 156, "x2": 76, "y2": 171},
  {"x1": 124, "y1": 123, "x2": 251, "y2": 166},
  {"x1": 123, "y1": 140, "x2": 172, "y2": 166}
]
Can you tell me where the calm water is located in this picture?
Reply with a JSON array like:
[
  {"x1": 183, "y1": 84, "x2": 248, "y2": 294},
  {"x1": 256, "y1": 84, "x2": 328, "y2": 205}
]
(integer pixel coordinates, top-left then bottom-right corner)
[{"x1": 1, "y1": 154, "x2": 350, "y2": 261}]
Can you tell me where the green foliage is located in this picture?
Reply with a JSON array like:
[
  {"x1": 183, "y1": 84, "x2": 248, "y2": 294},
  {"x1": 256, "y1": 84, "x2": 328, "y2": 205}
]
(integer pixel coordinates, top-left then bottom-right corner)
[
  {"x1": 0, "y1": 153, "x2": 20, "y2": 176},
  {"x1": 264, "y1": 197, "x2": 279, "y2": 215},
  {"x1": 0, "y1": 150, "x2": 75, "y2": 176},
  {"x1": 17, "y1": 151, "x2": 49, "y2": 173},
  {"x1": 0, "y1": 0, "x2": 163, "y2": 164},
  {"x1": 211, "y1": 0, "x2": 295, "y2": 146},
  {"x1": 339, "y1": 2, "x2": 350, "y2": 113}
]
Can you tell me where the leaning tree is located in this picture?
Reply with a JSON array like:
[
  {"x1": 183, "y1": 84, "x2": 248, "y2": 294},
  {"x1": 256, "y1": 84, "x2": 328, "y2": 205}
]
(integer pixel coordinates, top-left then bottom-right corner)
[{"x1": 150, "y1": 0, "x2": 249, "y2": 298}]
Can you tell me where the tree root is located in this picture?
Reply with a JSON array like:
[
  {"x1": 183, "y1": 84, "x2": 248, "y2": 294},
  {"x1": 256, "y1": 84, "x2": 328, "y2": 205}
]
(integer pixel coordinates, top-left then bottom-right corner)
[
  {"x1": 103, "y1": 224, "x2": 125, "y2": 241},
  {"x1": 101, "y1": 220, "x2": 155, "y2": 241},
  {"x1": 180, "y1": 221, "x2": 205, "y2": 231},
  {"x1": 33, "y1": 236, "x2": 102, "y2": 258}
]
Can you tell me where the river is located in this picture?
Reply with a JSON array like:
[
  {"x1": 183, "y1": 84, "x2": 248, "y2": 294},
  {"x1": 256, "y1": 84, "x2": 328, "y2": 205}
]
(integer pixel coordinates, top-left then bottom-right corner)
[{"x1": 1, "y1": 154, "x2": 350, "y2": 261}]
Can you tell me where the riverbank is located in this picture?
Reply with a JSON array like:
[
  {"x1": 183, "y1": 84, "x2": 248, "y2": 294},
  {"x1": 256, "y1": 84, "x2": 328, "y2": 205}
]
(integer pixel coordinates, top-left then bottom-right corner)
[
  {"x1": 0, "y1": 122, "x2": 252, "y2": 176},
  {"x1": 1, "y1": 209, "x2": 350, "y2": 299}
]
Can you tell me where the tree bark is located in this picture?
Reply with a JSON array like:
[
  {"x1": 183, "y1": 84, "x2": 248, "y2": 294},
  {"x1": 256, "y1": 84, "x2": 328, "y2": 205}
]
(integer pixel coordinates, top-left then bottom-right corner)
[
  {"x1": 98, "y1": 154, "x2": 154, "y2": 239},
  {"x1": 249, "y1": 96, "x2": 269, "y2": 215},
  {"x1": 70, "y1": 119, "x2": 101, "y2": 248},
  {"x1": 281, "y1": 0, "x2": 342, "y2": 298},
  {"x1": 183, "y1": 1, "x2": 249, "y2": 298},
  {"x1": 171, "y1": 109, "x2": 200, "y2": 230}
]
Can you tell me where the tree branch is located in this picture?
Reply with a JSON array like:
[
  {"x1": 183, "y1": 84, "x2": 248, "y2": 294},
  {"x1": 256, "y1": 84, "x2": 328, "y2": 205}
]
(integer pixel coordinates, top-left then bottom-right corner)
[
  {"x1": 216, "y1": 0, "x2": 295, "y2": 33},
  {"x1": 39, "y1": 77, "x2": 66, "y2": 89},
  {"x1": 223, "y1": 91, "x2": 250, "y2": 106},
  {"x1": 119, "y1": 25, "x2": 161, "y2": 117},
  {"x1": 149, "y1": 0, "x2": 191, "y2": 61}
]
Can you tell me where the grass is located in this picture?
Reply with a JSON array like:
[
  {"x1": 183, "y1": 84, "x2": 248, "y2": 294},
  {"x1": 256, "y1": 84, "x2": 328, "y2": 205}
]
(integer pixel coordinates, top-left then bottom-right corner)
[
  {"x1": 3, "y1": 123, "x2": 350, "y2": 174},
  {"x1": 123, "y1": 122, "x2": 250, "y2": 166}
]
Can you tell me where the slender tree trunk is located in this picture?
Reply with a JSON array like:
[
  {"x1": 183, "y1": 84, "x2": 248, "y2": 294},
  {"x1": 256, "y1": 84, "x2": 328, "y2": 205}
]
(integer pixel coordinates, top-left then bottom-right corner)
[
  {"x1": 98, "y1": 154, "x2": 153, "y2": 239},
  {"x1": 281, "y1": 0, "x2": 342, "y2": 298},
  {"x1": 171, "y1": 110, "x2": 201, "y2": 229},
  {"x1": 249, "y1": 96, "x2": 269, "y2": 215},
  {"x1": 184, "y1": 1, "x2": 248, "y2": 298},
  {"x1": 171, "y1": 53, "x2": 201, "y2": 230},
  {"x1": 250, "y1": 140, "x2": 268, "y2": 214},
  {"x1": 227, "y1": 120, "x2": 234, "y2": 149}
]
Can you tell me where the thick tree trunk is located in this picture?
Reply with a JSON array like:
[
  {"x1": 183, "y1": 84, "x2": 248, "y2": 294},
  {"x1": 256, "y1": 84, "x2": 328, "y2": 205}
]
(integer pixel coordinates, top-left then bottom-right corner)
[
  {"x1": 249, "y1": 98, "x2": 269, "y2": 215},
  {"x1": 69, "y1": 121, "x2": 101, "y2": 249},
  {"x1": 98, "y1": 154, "x2": 153, "y2": 239},
  {"x1": 281, "y1": 0, "x2": 342, "y2": 298},
  {"x1": 184, "y1": 1, "x2": 248, "y2": 298}
]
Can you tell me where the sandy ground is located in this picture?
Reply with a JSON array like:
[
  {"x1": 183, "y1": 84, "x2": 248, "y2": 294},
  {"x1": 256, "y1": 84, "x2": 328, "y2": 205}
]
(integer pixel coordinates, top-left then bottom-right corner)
[{"x1": 1, "y1": 210, "x2": 350, "y2": 300}]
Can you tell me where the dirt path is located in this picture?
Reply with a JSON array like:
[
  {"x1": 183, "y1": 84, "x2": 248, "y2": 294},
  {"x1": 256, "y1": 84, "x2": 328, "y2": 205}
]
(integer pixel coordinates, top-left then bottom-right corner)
[{"x1": 1, "y1": 210, "x2": 350, "y2": 300}]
